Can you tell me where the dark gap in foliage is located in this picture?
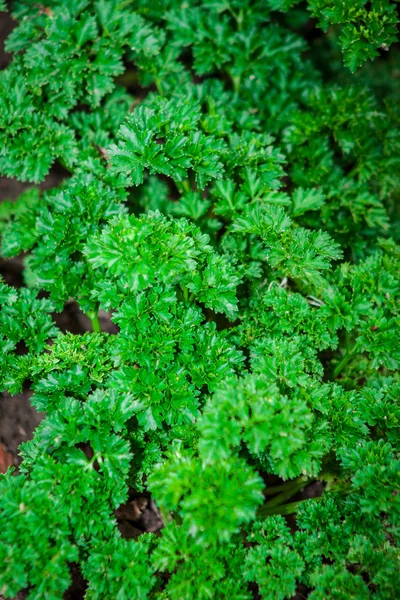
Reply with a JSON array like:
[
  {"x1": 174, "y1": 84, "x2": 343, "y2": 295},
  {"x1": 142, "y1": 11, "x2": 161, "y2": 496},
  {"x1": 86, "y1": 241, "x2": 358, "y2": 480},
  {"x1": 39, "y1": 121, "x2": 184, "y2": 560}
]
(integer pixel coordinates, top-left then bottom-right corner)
[
  {"x1": 0, "y1": 5, "x2": 15, "y2": 69},
  {"x1": 319, "y1": 347, "x2": 340, "y2": 382},
  {"x1": 22, "y1": 379, "x2": 33, "y2": 393},
  {"x1": 247, "y1": 581, "x2": 262, "y2": 599},
  {"x1": 53, "y1": 301, "x2": 91, "y2": 335},
  {"x1": 15, "y1": 339, "x2": 28, "y2": 356},
  {"x1": 178, "y1": 47, "x2": 195, "y2": 72},
  {"x1": 0, "y1": 256, "x2": 24, "y2": 287},
  {"x1": 202, "y1": 306, "x2": 239, "y2": 331},
  {"x1": 37, "y1": 289, "x2": 51, "y2": 300},
  {"x1": 291, "y1": 583, "x2": 311, "y2": 599},
  {"x1": 0, "y1": 389, "x2": 42, "y2": 469},
  {"x1": 52, "y1": 300, "x2": 119, "y2": 335},
  {"x1": 75, "y1": 442, "x2": 100, "y2": 472},
  {"x1": 241, "y1": 345, "x2": 252, "y2": 372},
  {"x1": 295, "y1": 480, "x2": 325, "y2": 502},
  {"x1": 69, "y1": 250, "x2": 82, "y2": 262},
  {"x1": 64, "y1": 563, "x2": 87, "y2": 600},
  {"x1": 262, "y1": 472, "x2": 287, "y2": 489},
  {"x1": 116, "y1": 490, "x2": 163, "y2": 535}
]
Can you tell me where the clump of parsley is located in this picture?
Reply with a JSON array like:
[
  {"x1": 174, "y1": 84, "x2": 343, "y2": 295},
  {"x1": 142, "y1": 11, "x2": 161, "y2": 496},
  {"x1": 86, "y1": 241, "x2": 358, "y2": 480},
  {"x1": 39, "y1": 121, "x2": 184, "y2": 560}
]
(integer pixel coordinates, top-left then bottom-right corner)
[{"x1": 0, "y1": 1, "x2": 399, "y2": 598}]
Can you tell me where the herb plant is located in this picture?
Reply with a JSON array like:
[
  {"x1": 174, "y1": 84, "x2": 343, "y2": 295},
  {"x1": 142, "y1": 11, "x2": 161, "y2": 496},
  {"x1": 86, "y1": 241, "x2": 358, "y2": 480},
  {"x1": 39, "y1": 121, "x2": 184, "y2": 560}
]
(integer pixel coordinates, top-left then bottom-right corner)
[{"x1": 0, "y1": 1, "x2": 399, "y2": 598}]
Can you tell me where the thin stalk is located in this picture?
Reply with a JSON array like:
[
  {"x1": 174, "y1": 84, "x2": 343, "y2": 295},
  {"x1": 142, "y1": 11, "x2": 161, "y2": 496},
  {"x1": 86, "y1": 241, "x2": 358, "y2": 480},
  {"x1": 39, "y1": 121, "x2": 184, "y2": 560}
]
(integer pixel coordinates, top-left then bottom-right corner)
[
  {"x1": 258, "y1": 496, "x2": 323, "y2": 517},
  {"x1": 230, "y1": 72, "x2": 242, "y2": 95},
  {"x1": 263, "y1": 477, "x2": 312, "y2": 509},
  {"x1": 263, "y1": 476, "x2": 311, "y2": 498},
  {"x1": 87, "y1": 308, "x2": 101, "y2": 333},
  {"x1": 333, "y1": 343, "x2": 358, "y2": 377},
  {"x1": 237, "y1": 8, "x2": 244, "y2": 31},
  {"x1": 258, "y1": 481, "x2": 352, "y2": 517},
  {"x1": 180, "y1": 178, "x2": 191, "y2": 194},
  {"x1": 154, "y1": 78, "x2": 163, "y2": 95},
  {"x1": 181, "y1": 286, "x2": 195, "y2": 304}
]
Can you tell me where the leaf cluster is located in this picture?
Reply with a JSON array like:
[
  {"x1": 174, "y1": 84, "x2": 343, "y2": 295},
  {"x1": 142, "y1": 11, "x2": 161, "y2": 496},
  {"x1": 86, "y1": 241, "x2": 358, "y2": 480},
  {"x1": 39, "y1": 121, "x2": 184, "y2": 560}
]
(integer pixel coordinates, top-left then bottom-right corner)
[{"x1": 0, "y1": 0, "x2": 399, "y2": 599}]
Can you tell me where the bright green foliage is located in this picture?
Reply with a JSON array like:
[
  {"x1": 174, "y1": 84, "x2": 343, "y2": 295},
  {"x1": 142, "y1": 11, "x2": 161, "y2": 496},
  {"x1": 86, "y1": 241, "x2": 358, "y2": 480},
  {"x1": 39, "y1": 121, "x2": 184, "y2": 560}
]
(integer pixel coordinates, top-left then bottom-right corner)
[
  {"x1": 244, "y1": 517, "x2": 304, "y2": 600},
  {"x1": 0, "y1": 0, "x2": 399, "y2": 599},
  {"x1": 0, "y1": 471, "x2": 79, "y2": 599},
  {"x1": 0, "y1": 0, "x2": 162, "y2": 181},
  {"x1": 197, "y1": 374, "x2": 331, "y2": 479},
  {"x1": 149, "y1": 454, "x2": 264, "y2": 543},
  {"x1": 283, "y1": 85, "x2": 397, "y2": 255},
  {"x1": 0, "y1": 279, "x2": 58, "y2": 392},
  {"x1": 85, "y1": 211, "x2": 240, "y2": 317},
  {"x1": 83, "y1": 534, "x2": 157, "y2": 600},
  {"x1": 306, "y1": 0, "x2": 399, "y2": 71},
  {"x1": 151, "y1": 522, "x2": 251, "y2": 600},
  {"x1": 267, "y1": 0, "x2": 399, "y2": 70},
  {"x1": 108, "y1": 98, "x2": 225, "y2": 188},
  {"x1": 295, "y1": 493, "x2": 400, "y2": 598},
  {"x1": 1, "y1": 175, "x2": 127, "y2": 312}
]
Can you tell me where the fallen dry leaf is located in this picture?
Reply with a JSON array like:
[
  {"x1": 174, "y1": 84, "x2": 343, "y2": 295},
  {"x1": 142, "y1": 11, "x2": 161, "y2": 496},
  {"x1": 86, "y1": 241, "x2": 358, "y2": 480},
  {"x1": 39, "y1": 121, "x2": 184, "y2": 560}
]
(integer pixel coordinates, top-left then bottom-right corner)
[
  {"x1": 0, "y1": 443, "x2": 13, "y2": 473},
  {"x1": 115, "y1": 496, "x2": 148, "y2": 521}
]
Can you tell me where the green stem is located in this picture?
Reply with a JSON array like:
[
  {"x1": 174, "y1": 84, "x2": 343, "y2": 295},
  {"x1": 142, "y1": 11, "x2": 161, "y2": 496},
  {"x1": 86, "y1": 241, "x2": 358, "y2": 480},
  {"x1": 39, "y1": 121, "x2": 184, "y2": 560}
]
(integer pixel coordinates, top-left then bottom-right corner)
[
  {"x1": 237, "y1": 8, "x2": 243, "y2": 31},
  {"x1": 229, "y1": 71, "x2": 242, "y2": 94},
  {"x1": 181, "y1": 178, "x2": 191, "y2": 194},
  {"x1": 258, "y1": 480, "x2": 352, "y2": 517},
  {"x1": 263, "y1": 477, "x2": 312, "y2": 509},
  {"x1": 333, "y1": 343, "x2": 358, "y2": 377},
  {"x1": 259, "y1": 496, "x2": 323, "y2": 517},
  {"x1": 154, "y1": 78, "x2": 163, "y2": 95},
  {"x1": 263, "y1": 476, "x2": 311, "y2": 498},
  {"x1": 87, "y1": 309, "x2": 101, "y2": 333}
]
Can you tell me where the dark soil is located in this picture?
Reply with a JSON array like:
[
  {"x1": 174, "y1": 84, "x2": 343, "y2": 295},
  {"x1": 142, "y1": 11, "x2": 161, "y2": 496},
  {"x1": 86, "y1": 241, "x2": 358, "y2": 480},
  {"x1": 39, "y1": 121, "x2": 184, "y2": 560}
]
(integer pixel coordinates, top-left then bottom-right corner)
[
  {"x1": 0, "y1": 390, "x2": 43, "y2": 468},
  {"x1": 0, "y1": 8, "x2": 15, "y2": 70}
]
